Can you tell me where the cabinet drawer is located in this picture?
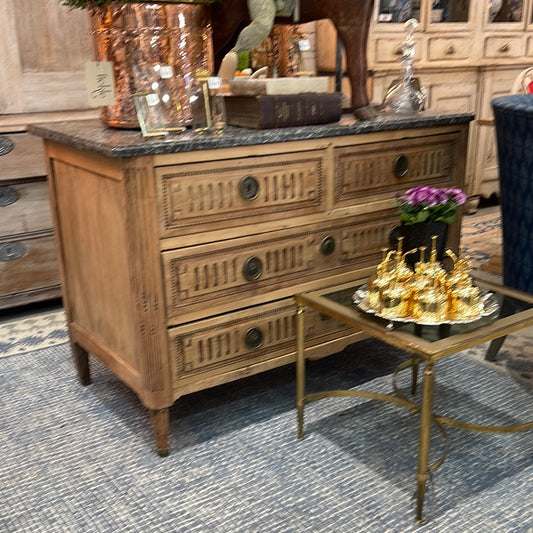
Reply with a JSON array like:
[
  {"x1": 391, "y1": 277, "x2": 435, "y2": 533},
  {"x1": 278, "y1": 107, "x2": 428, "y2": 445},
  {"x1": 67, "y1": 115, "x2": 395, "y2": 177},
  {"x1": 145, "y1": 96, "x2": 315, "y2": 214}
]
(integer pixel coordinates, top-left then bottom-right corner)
[
  {"x1": 484, "y1": 36, "x2": 524, "y2": 59},
  {"x1": 168, "y1": 298, "x2": 354, "y2": 388},
  {"x1": 372, "y1": 37, "x2": 422, "y2": 64},
  {"x1": 0, "y1": 133, "x2": 46, "y2": 181},
  {"x1": 1, "y1": 179, "x2": 53, "y2": 237},
  {"x1": 156, "y1": 151, "x2": 326, "y2": 237},
  {"x1": 162, "y1": 211, "x2": 396, "y2": 321},
  {"x1": 334, "y1": 133, "x2": 459, "y2": 208},
  {"x1": 427, "y1": 37, "x2": 470, "y2": 61},
  {"x1": 0, "y1": 234, "x2": 60, "y2": 297}
]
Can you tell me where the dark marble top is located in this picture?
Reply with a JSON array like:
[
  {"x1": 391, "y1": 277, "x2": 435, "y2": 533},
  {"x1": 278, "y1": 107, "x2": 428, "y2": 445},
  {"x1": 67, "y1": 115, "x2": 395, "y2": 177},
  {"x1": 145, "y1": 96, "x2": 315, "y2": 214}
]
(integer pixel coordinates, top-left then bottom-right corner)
[{"x1": 29, "y1": 111, "x2": 474, "y2": 158}]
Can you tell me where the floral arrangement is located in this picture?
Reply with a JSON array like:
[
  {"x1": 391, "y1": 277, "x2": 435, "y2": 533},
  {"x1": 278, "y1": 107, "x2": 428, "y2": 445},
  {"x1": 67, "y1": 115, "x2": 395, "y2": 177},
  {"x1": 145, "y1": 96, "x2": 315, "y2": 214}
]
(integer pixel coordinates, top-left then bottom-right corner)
[{"x1": 394, "y1": 186, "x2": 467, "y2": 225}]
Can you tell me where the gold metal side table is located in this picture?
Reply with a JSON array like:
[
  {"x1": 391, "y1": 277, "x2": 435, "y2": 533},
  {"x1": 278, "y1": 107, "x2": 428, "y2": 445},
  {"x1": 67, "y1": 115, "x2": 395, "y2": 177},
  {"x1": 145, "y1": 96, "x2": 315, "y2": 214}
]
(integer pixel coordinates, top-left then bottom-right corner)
[{"x1": 294, "y1": 276, "x2": 533, "y2": 523}]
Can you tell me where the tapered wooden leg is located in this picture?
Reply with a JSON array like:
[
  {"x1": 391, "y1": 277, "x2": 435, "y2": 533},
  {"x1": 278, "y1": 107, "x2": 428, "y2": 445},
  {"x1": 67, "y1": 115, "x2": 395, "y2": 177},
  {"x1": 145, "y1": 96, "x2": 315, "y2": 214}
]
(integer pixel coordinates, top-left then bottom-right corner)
[
  {"x1": 72, "y1": 342, "x2": 91, "y2": 386},
  {"x1": 149, "y1": 408, "x2": 169, "y2": 457}
]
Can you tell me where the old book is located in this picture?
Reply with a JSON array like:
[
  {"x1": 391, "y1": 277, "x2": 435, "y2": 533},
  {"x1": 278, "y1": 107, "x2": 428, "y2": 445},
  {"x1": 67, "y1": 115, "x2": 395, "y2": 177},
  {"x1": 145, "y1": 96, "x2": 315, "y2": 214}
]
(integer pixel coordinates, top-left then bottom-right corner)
[
  {"x1": 229, "y1": 76, "x2": 330, "y2": 95},
  {"x1": 224, "y1": 93, "x2": 342, "y2": 129}
]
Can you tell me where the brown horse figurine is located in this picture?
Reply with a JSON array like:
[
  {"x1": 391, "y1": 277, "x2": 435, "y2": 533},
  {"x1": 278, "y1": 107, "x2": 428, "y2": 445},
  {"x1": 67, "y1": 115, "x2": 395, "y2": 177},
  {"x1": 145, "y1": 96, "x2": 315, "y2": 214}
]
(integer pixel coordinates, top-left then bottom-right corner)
[{"x1": 210, "y1": 0, "x2": 377, "y2": 120}]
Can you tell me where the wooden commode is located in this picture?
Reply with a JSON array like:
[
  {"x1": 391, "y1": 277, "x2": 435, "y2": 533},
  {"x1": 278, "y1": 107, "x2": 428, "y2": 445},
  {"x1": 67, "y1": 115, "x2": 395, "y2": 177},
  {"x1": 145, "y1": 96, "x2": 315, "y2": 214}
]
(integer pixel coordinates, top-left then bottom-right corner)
[{"x1": 30, "y1": 113, "x2": 472, "y2": 455}]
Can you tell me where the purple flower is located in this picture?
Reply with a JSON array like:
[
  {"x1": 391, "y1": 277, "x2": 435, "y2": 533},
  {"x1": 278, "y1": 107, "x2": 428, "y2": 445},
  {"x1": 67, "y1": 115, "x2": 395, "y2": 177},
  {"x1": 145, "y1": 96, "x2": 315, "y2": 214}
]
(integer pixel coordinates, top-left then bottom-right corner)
[
  {"x1": 393, "y1": 185, "x2": 467, "y2": 225},
  {"x1": 445, "y1": 188, "x2": 467, "y2": 205}
]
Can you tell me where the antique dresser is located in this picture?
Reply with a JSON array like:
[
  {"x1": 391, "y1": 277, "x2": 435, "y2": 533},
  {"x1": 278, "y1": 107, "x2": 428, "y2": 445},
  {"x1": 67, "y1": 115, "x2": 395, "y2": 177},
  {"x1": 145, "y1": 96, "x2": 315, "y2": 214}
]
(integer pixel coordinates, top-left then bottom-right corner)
[{"x1": 30, "y1": 112, "x2": 473, "y2": 455}]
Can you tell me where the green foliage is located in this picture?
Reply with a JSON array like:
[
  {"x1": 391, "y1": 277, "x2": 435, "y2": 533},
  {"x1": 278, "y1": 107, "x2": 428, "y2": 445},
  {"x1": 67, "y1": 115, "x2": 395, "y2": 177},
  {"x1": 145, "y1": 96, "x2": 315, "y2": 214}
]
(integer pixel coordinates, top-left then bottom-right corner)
[{"x1": 236, "y1": 52, "x2": 250, "y2": 72}]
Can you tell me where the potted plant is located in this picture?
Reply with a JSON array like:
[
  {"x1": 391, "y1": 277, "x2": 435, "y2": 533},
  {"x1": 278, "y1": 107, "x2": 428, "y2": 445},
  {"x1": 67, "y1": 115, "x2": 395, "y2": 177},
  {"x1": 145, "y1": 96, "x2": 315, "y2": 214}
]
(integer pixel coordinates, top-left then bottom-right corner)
[{"x1": 390, "y1": 185, "x2": 467, "y2": 266}]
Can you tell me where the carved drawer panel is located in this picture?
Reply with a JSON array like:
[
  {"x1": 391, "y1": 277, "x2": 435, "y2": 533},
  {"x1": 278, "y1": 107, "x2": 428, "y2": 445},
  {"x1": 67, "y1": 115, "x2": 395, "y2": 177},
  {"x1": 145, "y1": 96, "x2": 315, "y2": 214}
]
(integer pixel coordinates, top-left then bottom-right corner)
[
  {"x1": 1, "y1": 179, "x2": 53, "y2": 237},
  {"x1": 162, "y1": 212, "x2": 396, "y2": 320},
  {"x1": 0, "y1": 234, "x2": 60, "y2": 297},
  {"x1": 168, "y1": 298, "x2": 353, "y2": 387},
  {"x1": 334, "y1": 133, "x2": 458, "y2": 208},
  {"x1": 155, "y1": 151, "x2": 325, "y2": 237}
]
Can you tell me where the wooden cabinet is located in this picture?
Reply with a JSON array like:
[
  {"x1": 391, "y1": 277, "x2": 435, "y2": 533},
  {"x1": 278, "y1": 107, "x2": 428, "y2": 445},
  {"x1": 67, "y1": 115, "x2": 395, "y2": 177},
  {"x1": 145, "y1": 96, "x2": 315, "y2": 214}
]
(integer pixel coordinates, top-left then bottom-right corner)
[
  {"x1": 0, "y1": 131, "x2": 61, "y2": 308},
  {"x1": 0, "y1": 1, "x2": 96, "y2": 308},
  {"x1": 316, "y1": 0, "x2": 533, "y2": 202},
  {"x1": 0, "y1": 0, "x2": 91, "y2": 115},
  {"x1": 32, "y1": 115, "x2": 471, "y2": 455}
]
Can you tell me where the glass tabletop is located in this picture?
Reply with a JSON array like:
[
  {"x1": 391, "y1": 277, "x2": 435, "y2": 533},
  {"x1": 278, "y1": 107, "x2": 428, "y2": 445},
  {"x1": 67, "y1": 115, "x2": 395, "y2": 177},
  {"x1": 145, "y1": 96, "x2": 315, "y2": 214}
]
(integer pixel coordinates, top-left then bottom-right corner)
[
  {"x1": 297, "y1": 277, "x2": 533, "y2": 358},
  {"x1": 323, "y1": 284, "x2": 532, "y2": 342}
]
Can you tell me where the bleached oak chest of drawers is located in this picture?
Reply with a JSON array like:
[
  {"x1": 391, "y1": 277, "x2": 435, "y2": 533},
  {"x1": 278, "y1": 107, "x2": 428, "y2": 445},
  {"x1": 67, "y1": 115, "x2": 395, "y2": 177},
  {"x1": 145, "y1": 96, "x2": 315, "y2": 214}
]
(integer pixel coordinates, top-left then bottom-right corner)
[{"x1": 30, "y1": 113, "x2": 472, "y2": 455}]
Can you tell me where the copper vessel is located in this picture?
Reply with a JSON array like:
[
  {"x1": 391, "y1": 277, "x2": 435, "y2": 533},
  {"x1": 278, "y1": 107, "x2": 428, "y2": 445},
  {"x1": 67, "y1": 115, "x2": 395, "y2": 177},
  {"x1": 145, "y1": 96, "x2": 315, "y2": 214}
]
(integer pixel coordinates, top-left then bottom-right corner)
[{"x1": 89, "y1": 1, "x2": 213, "y2": 129}]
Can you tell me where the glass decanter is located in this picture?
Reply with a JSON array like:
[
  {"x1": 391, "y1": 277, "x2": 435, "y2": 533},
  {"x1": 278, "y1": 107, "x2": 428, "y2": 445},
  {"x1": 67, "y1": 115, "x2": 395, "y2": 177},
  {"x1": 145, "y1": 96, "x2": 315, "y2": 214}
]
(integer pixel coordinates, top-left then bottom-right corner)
[{"x1": 382, "y1": 18, "x2": 426, "y2": 115}]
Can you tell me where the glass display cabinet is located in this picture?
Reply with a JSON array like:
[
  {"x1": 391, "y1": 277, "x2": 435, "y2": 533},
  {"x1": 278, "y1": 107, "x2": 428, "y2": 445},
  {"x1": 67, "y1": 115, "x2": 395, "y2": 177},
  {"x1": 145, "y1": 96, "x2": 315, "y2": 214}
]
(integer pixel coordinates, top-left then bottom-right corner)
[{"x1": 316, "y1": 0, "x2": 533, "y2": 206}]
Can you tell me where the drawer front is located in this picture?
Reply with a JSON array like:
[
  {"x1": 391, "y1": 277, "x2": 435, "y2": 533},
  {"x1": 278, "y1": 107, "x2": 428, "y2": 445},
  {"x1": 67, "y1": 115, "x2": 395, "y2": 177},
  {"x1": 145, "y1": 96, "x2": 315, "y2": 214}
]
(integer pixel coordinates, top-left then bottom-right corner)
[
  {"x1": 0, "y1": 234, "x2": 60, "y2": 296},
  {"x1": 162, "y1": 212, "x2": 396, "y2": 320},
  {"x1": 169, "y1": 298, "x2": 353, "y2": 387},
  {"x1": 526, "y1": 36, "x2": 533, "y2": 57},
  {"x1": 484, "y1": 36, "x2": 524, "y2": 59},
  {"x1": 0, "y1": 133, "x2": 47, "y2": 181},
  {"x1": 425, "y1": 74, "x2": 477, "y2": 113},
  {"x1": 427, "y1": 37, "x2": 470, "y2": 61},
  {"x1": 156, "y1": 151, "x2": 326, "y2": 237},
  {"x1": 1, "y1": 179, "x2": 53, "y2": 237},
  {"x1": 372, "y1": 37, "x2": 422, "y2": 65},
  {"x1": 334, "y1": 133, "x2": 459, "y2": 208}
]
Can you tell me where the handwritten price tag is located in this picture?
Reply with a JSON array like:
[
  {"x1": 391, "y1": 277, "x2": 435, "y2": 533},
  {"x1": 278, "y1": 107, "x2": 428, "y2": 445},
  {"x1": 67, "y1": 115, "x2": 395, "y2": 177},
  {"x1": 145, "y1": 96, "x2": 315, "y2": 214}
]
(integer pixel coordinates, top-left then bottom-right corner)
[{"x1": 85, "y1": 62, "x2": 116, "y2": 107}]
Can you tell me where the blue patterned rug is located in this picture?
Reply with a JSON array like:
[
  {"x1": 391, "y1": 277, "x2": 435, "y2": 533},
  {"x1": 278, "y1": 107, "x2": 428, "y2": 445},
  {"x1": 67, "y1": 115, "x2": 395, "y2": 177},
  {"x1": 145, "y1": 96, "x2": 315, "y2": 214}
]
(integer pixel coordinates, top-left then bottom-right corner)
[{"x1": 0, "y1": 337, "x2": 531, "y2": 532}]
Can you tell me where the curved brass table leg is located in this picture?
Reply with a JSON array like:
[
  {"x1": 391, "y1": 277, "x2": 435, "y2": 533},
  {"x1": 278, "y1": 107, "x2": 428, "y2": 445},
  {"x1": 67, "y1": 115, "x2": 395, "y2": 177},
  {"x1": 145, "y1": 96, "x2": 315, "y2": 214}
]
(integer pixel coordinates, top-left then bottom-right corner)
[
  {"x1": 296, "y1": 303, "x2": 306, "y2": 440},
  {"x1": 411, "y1": 356, "x2": 420, "y2": 395},
  {"x1": 415, "y1": 361, "x2": 435, "y2": 523}
]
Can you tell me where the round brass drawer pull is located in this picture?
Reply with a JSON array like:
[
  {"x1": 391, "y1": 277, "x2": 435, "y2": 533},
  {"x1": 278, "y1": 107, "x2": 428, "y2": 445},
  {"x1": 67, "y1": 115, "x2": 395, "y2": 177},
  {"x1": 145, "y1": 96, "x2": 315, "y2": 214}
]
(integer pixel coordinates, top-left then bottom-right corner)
[
  {"x1": 0, "y1": 186, "x2": 19, "y2": 207},
  {"x1": 239, "y1": 175, "x2": 260, "y2": 200},
  {"x1": 244, "y1": 327, "x2": 264, "y2": 349},
  {"x1": 499, "y1": 43, "x2": 510, "y2": 53},
  {"x1": 320, "y1": 236, "x2": 336, "y2": 256},
  {"x1": 0, "y1": 242, "x2": 26, "y2": 262},
  {"x1": 393, "y1": 154, "x2": 409, "y2": 178},
  {"x1": 445, "y1": 45, "x2": 456, "y2": 55},
  {"x1": 242, "y1": 256, "x2": 263, "y2": 281}
]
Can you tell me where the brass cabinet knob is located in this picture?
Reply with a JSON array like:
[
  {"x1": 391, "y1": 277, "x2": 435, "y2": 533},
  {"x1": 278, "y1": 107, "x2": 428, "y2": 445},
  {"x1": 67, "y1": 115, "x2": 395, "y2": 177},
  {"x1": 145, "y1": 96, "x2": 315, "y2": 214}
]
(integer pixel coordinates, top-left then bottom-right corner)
[
  {"x1": 244, "y1": 327, "x2": 264, "y2": 349},
  {"x1": 0, "y1": 186, "x2": 19, "y2": 207},
  {"x1": 242, "y1": 256, "x2": 263, "y2": 281},
  {"x1": 393, "y1": 154, "x2": 409, "y2": 178},
  {"x1": 0, "y1": 242, "x2": 26, "y2": 262},
  {"x1": 445, "y1": 45, "x2": 456, "y2": 55},
  {"x1": 239, "y1": 175, "x2": 260, "y2": 200}
]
